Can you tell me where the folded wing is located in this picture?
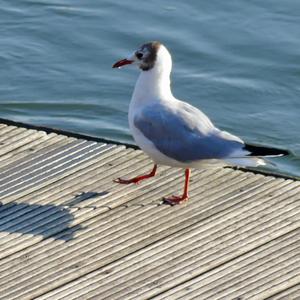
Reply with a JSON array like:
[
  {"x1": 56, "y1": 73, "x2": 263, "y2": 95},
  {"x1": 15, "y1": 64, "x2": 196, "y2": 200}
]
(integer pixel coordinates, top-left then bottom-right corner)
[{"x1": 134, "y1": 102, "x2": 248, "y2": 163}]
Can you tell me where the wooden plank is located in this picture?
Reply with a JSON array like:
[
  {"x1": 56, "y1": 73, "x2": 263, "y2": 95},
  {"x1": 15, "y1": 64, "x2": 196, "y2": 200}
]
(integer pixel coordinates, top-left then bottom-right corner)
[
  {"x1": 0, "y1": 126, "x2": 20, "y2": 141},
  {"x1": 0, "y1": 139, "x2": 86, "y2": 178},
  {"x1": 0, "y1": 133, "x2": 73, "y2": 168},
  {"x1": 1, "y1": 177, "x2": 298, "y2": 299},
  {"x1": 32, "y1": 178, "x2": 300, "y2": 300},
  {"x1": 0, "y1": 143, "x2": 114, "y2": 201},
  {"x1": 267, "y1": 284, "x2": 300, "y2": 299},
  {"x1": 151, "y1": 230, "x2": 300, "y2": 300},
  {"x1": 57, "y1": 186, "x2": 300, "y2": 300}
]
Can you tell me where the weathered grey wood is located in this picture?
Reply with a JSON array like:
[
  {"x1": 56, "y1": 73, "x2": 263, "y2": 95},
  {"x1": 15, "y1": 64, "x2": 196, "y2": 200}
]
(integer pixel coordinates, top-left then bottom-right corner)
[
  {"x1": 0, "y1": 130, "x2": 46, "y2": 156},
  {"x1": 267, "y1": 284, "x2": 300, "y2": 299},
  {"x1": 0, "y1": 120, "x2": 298, "y2": 300},
  {"x1": 0, "y1": 176, "x2": 298, "y2": 296},
  {"x1": 4, "y1": 178, "x2": 296, "y2": 274},
  {"x1": 63, "y1": 193, "x2": 300, "y2": 300},
  {"x1": 152, "y1": 231, "x2": 300, "y2": 300},
  {"x1": 0, "y1": 139, "x2": 86, "y2": 178},
  {"x1": 0, "y1": 126, "x2": 20, "y2": 141},
  {"x1": 1, "y1": 180, "x2": 298, "y2": 299},
  {"x1": 0, "y1": 144, "x2": 126, "y2": 205},
  {"x1": 0, "y1": 143, "x2": 114, "y2": 200},
  {"x1": 0, "y1": 133, "x2": 73, "y2": 168}
]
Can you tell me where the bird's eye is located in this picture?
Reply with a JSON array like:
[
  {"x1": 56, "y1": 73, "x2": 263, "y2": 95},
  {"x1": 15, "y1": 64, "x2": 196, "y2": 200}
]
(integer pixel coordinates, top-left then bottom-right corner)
[{"x1": 136, "y1": 52, "x2": 143, "y2": 59}]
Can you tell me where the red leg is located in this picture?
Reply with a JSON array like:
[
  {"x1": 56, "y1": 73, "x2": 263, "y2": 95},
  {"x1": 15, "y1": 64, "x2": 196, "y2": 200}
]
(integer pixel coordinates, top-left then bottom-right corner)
[
  {"x1": 114, "y1": 164, "x2": 157, "y2": 185},
  {"x1": 164, "y1": 168, "x2": 190, "y2": 205}
]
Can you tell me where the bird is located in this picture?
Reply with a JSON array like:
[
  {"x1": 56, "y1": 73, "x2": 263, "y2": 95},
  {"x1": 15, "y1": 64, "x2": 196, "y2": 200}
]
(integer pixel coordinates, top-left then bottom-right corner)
[{"x1": 112, "y1": 41, "x2": 288, "y2": 205}]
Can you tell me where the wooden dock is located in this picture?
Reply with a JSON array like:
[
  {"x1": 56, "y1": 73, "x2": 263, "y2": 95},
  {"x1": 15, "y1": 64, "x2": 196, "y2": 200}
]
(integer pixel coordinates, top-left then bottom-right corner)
[{"x1": 0, "y1": 119, "x2": 299, "y2": 300}]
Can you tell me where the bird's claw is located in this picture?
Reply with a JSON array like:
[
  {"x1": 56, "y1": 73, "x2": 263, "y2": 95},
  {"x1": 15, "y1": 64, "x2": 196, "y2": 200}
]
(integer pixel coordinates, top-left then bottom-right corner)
[
  {"x1": 163, "y1": 194, "x2": 189, "y2": 205},
  {"x1": 113, "y1": 178, "x2": 140, "y2": 185}
]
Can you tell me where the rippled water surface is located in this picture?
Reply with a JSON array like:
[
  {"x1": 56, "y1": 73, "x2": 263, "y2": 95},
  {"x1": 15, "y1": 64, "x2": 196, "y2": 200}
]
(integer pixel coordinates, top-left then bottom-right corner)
[{"x1": 0, "y1": 0, "x2": 299, "y2": 177}]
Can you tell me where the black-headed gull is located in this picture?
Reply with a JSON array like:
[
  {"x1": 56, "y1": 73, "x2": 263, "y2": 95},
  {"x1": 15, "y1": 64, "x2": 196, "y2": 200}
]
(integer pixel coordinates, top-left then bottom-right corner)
[{"x1": 113, "y1": 41, "x2": 288, "y2": 205}]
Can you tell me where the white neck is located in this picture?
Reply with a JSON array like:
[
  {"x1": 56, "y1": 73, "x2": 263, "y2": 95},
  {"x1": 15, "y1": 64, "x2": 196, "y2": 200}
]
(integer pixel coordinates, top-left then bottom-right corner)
[{"x1": 131, "y1": 45, "x2": 173, "y2": 105}]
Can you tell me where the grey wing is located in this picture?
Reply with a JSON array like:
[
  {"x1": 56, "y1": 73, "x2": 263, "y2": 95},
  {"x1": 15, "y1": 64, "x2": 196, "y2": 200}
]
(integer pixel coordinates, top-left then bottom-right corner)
[{"x1": 134, "y1": 103, "x2": 246, "y2": 162}]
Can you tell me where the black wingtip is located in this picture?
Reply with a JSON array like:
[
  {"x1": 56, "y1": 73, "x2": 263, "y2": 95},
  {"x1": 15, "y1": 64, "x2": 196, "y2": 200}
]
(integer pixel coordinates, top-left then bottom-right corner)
[{"x1": 244, "y1": 143, "x2": 290, "y2": 157}]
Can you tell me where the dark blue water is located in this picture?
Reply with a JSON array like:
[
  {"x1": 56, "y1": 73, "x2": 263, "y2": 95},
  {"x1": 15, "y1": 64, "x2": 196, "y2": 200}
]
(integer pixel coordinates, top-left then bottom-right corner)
[{"x1": 0, "y1": 0, "x2": 299, "y2": 177}]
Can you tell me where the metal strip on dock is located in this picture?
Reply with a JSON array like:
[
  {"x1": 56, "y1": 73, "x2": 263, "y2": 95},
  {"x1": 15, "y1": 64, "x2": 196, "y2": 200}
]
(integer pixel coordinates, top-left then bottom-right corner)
[{"x1": 0, "y1": 120, "x2": 299, "y2": 300}]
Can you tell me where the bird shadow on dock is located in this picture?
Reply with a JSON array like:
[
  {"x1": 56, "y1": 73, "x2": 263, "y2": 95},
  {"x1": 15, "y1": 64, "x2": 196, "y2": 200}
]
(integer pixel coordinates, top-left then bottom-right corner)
[
  {"x1": 0, "y1": 192, "x2": 108, "y2": 242},
  {"x1": 0, "y1": 188, "x2": 167, "y2": 244},
  {"x1": 0, "y1": 201, "x2": 81, "y2": 242}
]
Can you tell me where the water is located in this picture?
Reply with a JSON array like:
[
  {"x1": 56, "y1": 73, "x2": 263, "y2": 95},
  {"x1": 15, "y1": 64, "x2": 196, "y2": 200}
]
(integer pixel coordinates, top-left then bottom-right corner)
[{"x1": 0, "y1": 0, "x2": 299, "y2": 177}]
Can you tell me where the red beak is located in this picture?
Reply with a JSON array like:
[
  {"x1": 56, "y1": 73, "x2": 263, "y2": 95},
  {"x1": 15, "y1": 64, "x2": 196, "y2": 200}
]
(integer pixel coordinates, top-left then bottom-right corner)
[{"x1": 112, "y1": 58, "x2": 134, "y2": 68}]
